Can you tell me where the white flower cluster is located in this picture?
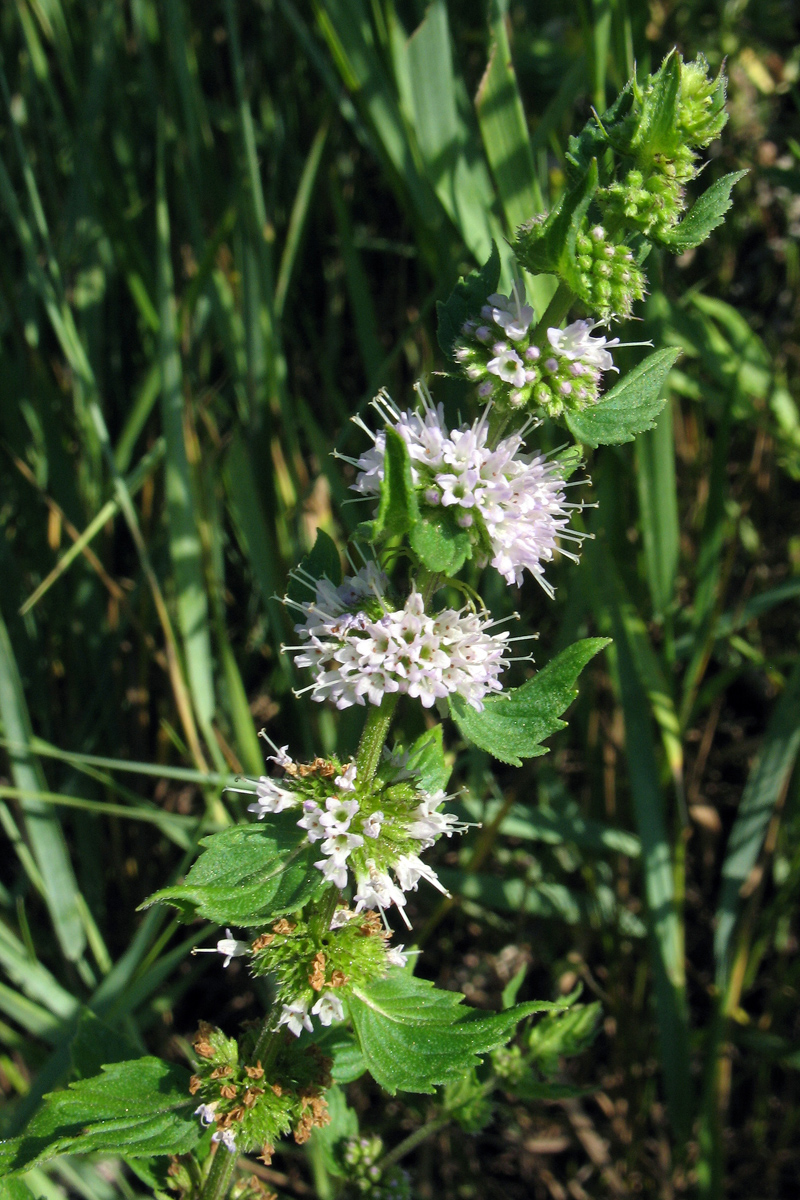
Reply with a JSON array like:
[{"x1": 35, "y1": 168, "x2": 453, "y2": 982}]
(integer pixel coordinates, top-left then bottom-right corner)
[
  {"x1": 287, "y1": 566, "x2": 511, "y2": 709},
  {"x1": 351, "y1": 391, "x2": 586, "y2": 592}
]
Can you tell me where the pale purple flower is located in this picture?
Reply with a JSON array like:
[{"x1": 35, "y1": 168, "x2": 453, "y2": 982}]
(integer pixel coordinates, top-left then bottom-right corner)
[
  {"x1": 330, "y1": 907, "x2": 354, "y2": 929},
  {"x1": 362, "y1": 810, "x2": 383, "y2": 839},
  {"x1": 354, "y1": 861, "x2": 411, "y2": 928},
  {"x1": 385, "y1": 944, "x2": 409, "y2": 968},
  {"x1": 193, "y1": 929, "x2": 249, "y2": 968},
  {"x1": 311, "y1": 992, "x2": 345, "y2": 1026},
  {"x1": 278, "y1": 998, "x2": 314, "y2": 1037},
  {"x1": 335, "y1": 762, "x2": 357, "y2": 791},
  {"x1": 486, "y1": 290, "x2": 535, "y2": 341},
  {"x1": 547, "y1": 319, "x2": 620, "y2": 372},
  {"x1": 195, "y1": 1103, "x2": 218, "y2": 1126},
  {"x1": 320, "y1": 795, "x2": 360, "y2": 833},
  {"x1": 247, "y1": 776, "x2": 297, "y2": 817},
  {"x1": 487, "y1": 347, "x2": 526, "y2": 388},
  {"x1": 297, "y1": 801, "x2": 326, "y2": 842},
  {"x1": 393, "y1": 852, "x2": 450, "y2": 897},
  {"x1": 212, "y1": 1128, "x2": 237, "y2": 1154}
]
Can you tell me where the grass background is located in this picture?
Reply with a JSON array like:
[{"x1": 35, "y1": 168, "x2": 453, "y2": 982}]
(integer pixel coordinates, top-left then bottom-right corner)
[{"x1": 1, "y1": 0, "x2": 799, "y2": 1196}]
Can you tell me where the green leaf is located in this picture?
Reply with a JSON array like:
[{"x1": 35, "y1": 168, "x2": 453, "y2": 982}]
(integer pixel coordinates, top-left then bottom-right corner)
[
  {"x1": 405, "y1": 724, "x2": 452, "y2": 793},
  {"x1": 0, "y1": 1058, "x2": 199, "y2": 1175},
  {"x1": 436, "y1": 242, "x2": 500, "y2": 361},
  {"x1": 565, "y1": 348, "x2": 681, "y2": 447},
  {"x1": 348, "y1": 972, "x2": 564, "y2": 1095},
  {"x1": 449, "y1": 639, "x2": 609, "y2": 766},
  {"x1": 409, "y1": 510, "x2": 472, "y2": 574},
  {"x1": 286, "y1": 528, "x2": 342, "y2": 604},
  {"x1": 660, "y1": 170, "x2": 747, "y2": 252},
  {"x1": 142, "y1": 816, "x2": 323, "y2": 926},
  {"x1": 513, "y1": 162, "x2": 598, "y2": 286},
  {"x1": 634, "y1": 50, "x2": 681, "y2": 158},
  {"x1": 70, "y1": 1011, "x2": 141, "y2": 1080},
  {"x1": 373, "y1": 426, "x2": 419, "y2": 541},
  {"x1": 314, "y1": 1026, "x2": 367, "y2": 1084}
]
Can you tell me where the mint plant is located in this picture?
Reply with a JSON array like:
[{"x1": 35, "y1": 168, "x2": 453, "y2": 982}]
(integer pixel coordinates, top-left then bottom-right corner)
[{"x1": 0, "y1": 50, "x2": 740, "y2": 1200}]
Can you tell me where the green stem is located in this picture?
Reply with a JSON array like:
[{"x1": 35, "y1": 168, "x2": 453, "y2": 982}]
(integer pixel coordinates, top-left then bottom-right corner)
[
  {"x1": 355, "y1": 694, "x2": 399, "y2": 785},
  {"x1": 531, "y1": 280, "x2": 575, "y2": 346},
  {"x1": 200, "y1": 1141, "x2": 238, "y2": 1200},
  {"x1": 251, "y1": 1016, "x2": 281, "y2": 1072},
  {"x1": 376, "y1": 1112, "x2": 451, "y2": 1171}
]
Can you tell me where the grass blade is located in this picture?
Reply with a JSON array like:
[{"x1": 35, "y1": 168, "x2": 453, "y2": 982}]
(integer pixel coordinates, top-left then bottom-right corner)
[
  {"x1": 0, "y1": 607, "x2": 85, "y2": 962},
  {"x1": 714, "y1": 661, "x2": 800, "y2": 989},
  {"x1": 156, "y1": 115, "x2": 215, "y2": 731},
  {"x1": 636, "y1": 398, "x2": 679, "y2": 619}
]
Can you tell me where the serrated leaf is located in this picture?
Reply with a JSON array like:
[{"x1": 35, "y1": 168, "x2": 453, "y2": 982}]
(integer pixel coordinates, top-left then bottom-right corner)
[
  {"x1": 405, "y1": 725, "x2": 452, "y2": 793},
  {"x1": 436, "y1": 242, "x2": 500, "y2": 362},
  {"x1": 660, "y1": 170, "x2": 747, "y2": 252},
  {"x1": 286, "y1": 529, "x2": 342, "y2": 603},
  {"x1": 635, "y1": 51, "x2": 681, "y2": 158},
  {"x1": 142, "y1": 816, "x2": 323, "y2": 926},
  {"x1": 409, "y1": 511, "x2": 472, "y2": 573},
  {"x1": 348, "y1": 972, "x2": 565, "y2": 1095},
  {"x1": 0, "y1": 1059, "x2": 198, "y2": 1175},
  {"x1": 565, "y1": 348, "x2": 681, "y2": 447},
  {"x1": 373, "y1": 426, "x2": 419, "y2": 541},
  {"x1": 449, "y1": 639, "x2": 609, "y2": 766}
]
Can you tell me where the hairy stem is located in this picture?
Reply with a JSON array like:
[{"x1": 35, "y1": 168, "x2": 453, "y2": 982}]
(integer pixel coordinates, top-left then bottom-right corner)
[
  {"x1": 355, "y1": 693, "x2": 399, "y2": 785},
  {"x1": 200, "y1": 1142, "x2": 238, "y2": 1200}
]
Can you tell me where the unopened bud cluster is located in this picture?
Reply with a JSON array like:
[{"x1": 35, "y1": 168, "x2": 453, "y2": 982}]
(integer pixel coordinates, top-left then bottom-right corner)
[
  {"x1": 340, "y1": 1135, "x2": 411, "y2": 1198},
  {"x1": 599, "y1": 53, "x2": 728, "y2": 241}
]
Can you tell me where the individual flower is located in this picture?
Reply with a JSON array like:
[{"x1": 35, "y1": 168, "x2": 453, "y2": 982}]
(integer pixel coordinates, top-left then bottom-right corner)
[
  {"x1": 547, "y1": 319, "x2": 619, "y2": 372},
  {"x1": 287, "y1": 566, "x2": 511, "y2": 709},
  {"x1": 311, "y1": 992, "x2": 345, "y2": 1026},
  {"x1": 278, "y1": 998, "x2": 314, "y2": 1037},
  {"x1": 349, "y1": 391, "x2": 586, "y2": 593},
  {"x1": 385, "y1": 944, "x2": 409, "y2": 968},
  {"x1": 212, "y1": 1128, "x2": 237, "y2": 1154},
  {"x1": 320, "y1": 795, "x2": 360, "y2": 832},
  {"x1": 246, "y1": 776, "x2": 296, "y2": 818},
  {"x1": 193, "y1": 929, "x2": 249, "y2": 968},
  {"x1": 297, "y1": 801, "x2": 326, "y2": 841},
  {"x1": 354, "y1": 862, "x2": 412, "y2": 928},
  {"x1": 335, "y1": 762, "x2": 357, "y2": 791},
  {"x1": 195, "y1": 1102, "x2": 218, "y2": 1126}
]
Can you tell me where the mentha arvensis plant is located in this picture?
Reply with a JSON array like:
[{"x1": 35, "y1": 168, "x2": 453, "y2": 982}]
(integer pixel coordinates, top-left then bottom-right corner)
[{"x1": 0, "y1": 51, "x2": 741, "y2": 1200}]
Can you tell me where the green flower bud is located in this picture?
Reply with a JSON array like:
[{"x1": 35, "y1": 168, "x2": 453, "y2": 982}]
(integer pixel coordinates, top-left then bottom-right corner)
[{"x1": 678, "y1": 54, "x2": 727, "y2": 149}]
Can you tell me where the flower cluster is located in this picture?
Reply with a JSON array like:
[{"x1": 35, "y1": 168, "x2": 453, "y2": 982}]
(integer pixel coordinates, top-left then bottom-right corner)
[
  {"x1": 286, "y1": 565, "x2": 511, "y2": 711},
  {"x1": 453, "y1": 290, "x2": 620, "y2": 417},
  {"x1": 189, "y1": 1021, "x2": 332, "y2": 1155},
  {"x1": 350, "y1": 390, "x2": 587, "y2": 592},
  {"x1": 237, "y1": 749, "x2": 465, "y2": 922},
  {"x1": 247, "y1": 908, "x2": 408, "y2": 1042}
]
